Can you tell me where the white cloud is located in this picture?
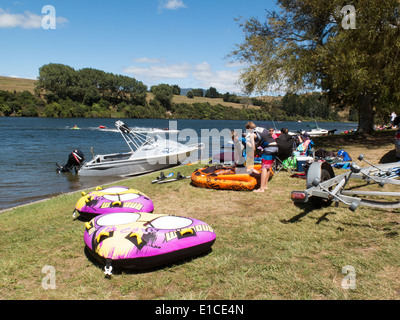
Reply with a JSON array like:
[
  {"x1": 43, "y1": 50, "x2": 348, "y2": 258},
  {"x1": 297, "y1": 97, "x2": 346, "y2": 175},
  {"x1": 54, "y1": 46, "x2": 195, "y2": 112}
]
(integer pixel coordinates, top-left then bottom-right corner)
[
  {"x1": 123, "y1": 59, "x2": 243, "y2": 93},
  {"x1": 123, "y1": 62, "x2": 192, "y2": 80},
  {"x1": 132, "y1": 57, "x2": 164, "y2": 64},
  {"x1": 55, "y1": 16, "x2": 68, "y2": 25},
  {"x1": 0, "y1": 7, "x2": 67, "y2": 29},
  {"x1": 193, "y1": 62, "x2": 240, "y2": 93},
  {"x1": 158, "y1": 0, "x2": 187, "y2": 12},
  {"x1": 0, "y1": 8, "x2": 40, "y2": 28}
]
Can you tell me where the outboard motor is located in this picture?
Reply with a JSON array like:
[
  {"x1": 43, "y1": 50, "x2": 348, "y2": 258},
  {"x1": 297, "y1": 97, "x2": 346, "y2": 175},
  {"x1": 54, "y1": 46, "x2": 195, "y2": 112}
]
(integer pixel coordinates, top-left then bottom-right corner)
[{"x1": 57, "y1": 149, "x2": 85, "y2": 173}]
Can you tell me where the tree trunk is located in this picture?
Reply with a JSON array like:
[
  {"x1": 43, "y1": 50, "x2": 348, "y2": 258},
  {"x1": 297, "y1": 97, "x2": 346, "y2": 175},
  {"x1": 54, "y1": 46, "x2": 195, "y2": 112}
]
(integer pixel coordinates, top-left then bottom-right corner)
[{"x1": 357, "y1": 93, "x2": 375, "y2": 135}]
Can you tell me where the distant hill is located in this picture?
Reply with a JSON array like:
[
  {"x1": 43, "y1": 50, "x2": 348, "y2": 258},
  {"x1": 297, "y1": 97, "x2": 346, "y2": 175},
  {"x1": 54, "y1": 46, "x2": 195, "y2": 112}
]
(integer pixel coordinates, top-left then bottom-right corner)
[
  {"x1": 0, "y1": 76, "x2": 263, "y2": 110},
  {"x1": 0, "y1": 76, "x2": 36, "y2": 93},
  {"x1": 146, "y1": 92, "x2": 261, "y2": 109}
]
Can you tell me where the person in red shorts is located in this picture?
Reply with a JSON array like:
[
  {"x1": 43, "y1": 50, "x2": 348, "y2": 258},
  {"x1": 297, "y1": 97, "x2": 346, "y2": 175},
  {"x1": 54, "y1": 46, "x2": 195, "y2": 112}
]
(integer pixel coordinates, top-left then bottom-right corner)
[{"x1": 245, "y1": 122, "x2": 278, "y2": 192}]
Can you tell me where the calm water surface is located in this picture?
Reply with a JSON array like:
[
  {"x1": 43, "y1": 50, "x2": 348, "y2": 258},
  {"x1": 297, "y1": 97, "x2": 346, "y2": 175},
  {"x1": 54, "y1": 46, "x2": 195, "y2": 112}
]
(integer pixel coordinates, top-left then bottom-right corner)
[{"x1": 0, "y1": 117, "x2": 357, "y2": 210}]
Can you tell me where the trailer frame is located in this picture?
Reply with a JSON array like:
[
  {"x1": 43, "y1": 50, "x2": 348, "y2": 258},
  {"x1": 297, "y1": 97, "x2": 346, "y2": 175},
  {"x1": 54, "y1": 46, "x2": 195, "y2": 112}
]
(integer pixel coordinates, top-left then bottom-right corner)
[{"x1": 291, "y1": 155, "x2": 400, "y2": 211}]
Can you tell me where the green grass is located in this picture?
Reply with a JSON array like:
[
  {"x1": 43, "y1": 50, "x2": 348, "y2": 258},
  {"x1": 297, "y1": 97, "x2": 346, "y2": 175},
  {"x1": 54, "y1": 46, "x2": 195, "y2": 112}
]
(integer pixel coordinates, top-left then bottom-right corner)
[{"x1": 1, "y1": 131, "x2": 400, "y2": 300}]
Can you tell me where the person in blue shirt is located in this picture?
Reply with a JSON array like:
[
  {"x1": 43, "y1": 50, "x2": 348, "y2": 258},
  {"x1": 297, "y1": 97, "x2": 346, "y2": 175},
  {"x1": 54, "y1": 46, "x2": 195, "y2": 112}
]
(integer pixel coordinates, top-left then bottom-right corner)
[{"x1": 245, "y1": 121, "x2": 278, "y2": 192}]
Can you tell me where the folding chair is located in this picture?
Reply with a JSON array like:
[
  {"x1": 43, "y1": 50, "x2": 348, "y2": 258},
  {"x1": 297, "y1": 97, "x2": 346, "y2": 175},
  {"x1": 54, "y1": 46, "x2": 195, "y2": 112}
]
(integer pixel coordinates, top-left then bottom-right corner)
[
  {"x1": 275, "y1": 136, "x2": 297, "y2": 174},
  {"x1": 275, "y1": 154, "x2": 297, "y2": 174}
]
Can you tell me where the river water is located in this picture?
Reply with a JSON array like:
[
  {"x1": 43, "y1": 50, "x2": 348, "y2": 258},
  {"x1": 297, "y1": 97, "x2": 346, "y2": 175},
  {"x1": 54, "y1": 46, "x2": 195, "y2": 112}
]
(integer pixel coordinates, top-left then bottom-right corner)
[{"x1": 0, "y1": 117, "x2": 357, "y2": 210}]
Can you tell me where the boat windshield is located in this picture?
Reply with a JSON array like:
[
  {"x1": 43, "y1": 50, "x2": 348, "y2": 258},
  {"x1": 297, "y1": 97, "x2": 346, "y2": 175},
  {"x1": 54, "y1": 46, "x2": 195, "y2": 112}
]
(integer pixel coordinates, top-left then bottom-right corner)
[{"x1": 115, "y1": 120, "x2": 180, "y2": 153}]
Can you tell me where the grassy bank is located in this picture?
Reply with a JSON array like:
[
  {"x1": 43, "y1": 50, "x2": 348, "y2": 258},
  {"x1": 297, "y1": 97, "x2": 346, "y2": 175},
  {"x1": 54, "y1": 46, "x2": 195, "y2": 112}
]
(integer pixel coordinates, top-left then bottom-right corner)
[
  {"x1": 1, "y1": 130, "x2": 400, "y2": 300},
  {"x1": 0, "y1": 76, "x2": 36, "y2": 93}
]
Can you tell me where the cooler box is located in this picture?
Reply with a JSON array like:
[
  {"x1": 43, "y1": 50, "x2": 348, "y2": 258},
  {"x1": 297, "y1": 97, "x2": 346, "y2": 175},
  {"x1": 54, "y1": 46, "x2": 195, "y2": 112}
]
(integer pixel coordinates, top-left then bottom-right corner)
[{"x1": 296, "y1": 156, "x2": 313, "y2": 172}]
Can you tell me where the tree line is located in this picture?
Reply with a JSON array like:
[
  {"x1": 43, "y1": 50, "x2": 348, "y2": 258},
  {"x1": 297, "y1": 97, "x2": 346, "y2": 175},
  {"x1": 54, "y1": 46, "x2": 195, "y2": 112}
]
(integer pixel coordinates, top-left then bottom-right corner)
[
  {"x1": 36, "y1": 63, "x2": 148, "y2": 107},
  {"x1": 0, "y1": 63, "x2": 343, "y2": 121}
]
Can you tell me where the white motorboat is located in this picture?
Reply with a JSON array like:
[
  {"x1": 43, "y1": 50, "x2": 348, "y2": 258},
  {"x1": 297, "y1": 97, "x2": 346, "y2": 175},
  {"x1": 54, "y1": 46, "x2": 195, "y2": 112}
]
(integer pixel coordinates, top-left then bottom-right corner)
[
  {"x1": 76, "y1": 121, "x2": 203, "y2": 177},
  {"x1": 304, "y1": 122, "x2": 329, "y2": 137},
  {"x1": 305, "y1": 127, "x2": 329, "y2": 137}
]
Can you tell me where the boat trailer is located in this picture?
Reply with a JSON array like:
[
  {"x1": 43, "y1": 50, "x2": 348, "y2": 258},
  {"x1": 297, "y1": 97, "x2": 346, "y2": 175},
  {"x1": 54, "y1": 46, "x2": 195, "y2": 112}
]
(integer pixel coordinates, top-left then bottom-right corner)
[{"x1": 291, "y1": 154, "x2": 400, "y2": 211}]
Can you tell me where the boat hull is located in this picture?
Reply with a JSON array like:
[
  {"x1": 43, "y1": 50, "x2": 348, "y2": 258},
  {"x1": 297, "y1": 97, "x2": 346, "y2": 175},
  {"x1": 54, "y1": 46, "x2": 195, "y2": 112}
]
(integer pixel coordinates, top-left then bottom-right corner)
[
  {"x1": 78, "y1": 149, "x2": 194, "y2": 177},
  {"x1": 73, "y1": 120, "x2": 203, "y2": 177},
  {"x1": 306, "y1": 131, "x2": 328, "y2": 137}
]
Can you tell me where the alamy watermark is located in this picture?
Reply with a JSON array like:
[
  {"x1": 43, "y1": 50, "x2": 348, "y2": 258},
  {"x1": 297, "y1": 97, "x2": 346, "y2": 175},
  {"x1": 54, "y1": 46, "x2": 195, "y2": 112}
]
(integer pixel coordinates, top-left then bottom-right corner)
[
  {"x1": 142, "y1": 120, "x2": 243, "y2": 166},
  {"x1": 41, "y1": 5, "x2": 57, "y2": 29},
  {"x1": 341, "y1": 265, "x2": 356, "y2": 290},
  {"x1": 341, "y1": 5, "x2": 356, "y2": 29},
  {"x1": 41, "y1": 265, "x2": 56, "y2": 290}
]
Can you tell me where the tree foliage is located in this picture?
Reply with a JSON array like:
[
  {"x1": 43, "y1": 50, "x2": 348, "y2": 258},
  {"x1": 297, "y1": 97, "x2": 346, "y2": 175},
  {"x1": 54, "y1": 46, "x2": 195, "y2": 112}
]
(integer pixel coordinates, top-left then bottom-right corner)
[
  {"x1": 1, "y1": 61, "x2": 344, "y2": 121},
  {"x1": 281, "y1": 92, "x2": 339, "y2": 121},
  {"x1": 191, "y1": 88, "x2": 205, "y2": 97},
  {"x1": 0, "y1": 90, "x2": 42, "y2": 116},
  {"x1": 150, "y1": 84, "x2": 174, "y2": 110},
  {"x1": 204, "y1": 87, "x2": 220, "y2": 98},
  {"x1": 231, "y1": 0, "x2": 400, "y2": 133},
  {"x1": 37, "y1": 63, "x2": 148, "y2": 107}
]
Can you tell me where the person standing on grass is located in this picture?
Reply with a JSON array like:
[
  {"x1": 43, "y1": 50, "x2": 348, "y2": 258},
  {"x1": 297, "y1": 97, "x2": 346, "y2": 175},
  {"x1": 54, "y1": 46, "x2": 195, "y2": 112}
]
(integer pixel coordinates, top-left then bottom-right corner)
[
  {"x1": 391, "y1": 111, "x2": 398, "y2": 128},
  {"x1": 245, "y1": 121, "x2": 278, "y2": 192}
]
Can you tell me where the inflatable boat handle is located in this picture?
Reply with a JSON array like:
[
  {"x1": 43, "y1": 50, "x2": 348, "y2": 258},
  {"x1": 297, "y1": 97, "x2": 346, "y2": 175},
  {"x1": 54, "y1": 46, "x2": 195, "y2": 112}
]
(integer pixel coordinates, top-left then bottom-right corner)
[
  {"x1": 96, "y1": 231, "x2": 110, "y2": 244},
  {"x1": 179, "y1": 228, "x2": 194, "y2": 236},
  {"x1": 112, "y1": 201, "x2": 122, "y2": 207},
  {"x1": 85, "y1": 196, "x2": 93, "y2": 204},
  {"x1": 129, "y1": 232, "x2": 143, "y2": 245}
]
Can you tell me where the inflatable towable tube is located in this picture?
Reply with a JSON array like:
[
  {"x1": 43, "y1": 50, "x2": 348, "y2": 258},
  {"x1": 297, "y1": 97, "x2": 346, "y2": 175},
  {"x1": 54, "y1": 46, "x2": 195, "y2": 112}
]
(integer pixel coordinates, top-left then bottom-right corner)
[
  {"x1": 73, "y1": 186, "x2": 154, "y2": 219},
  {"x1": 84, "y1": 212, "x2": 216, "y2": 275},
  {"x1": 191, "y1": 164, "x2": 272, "y2": 191}
]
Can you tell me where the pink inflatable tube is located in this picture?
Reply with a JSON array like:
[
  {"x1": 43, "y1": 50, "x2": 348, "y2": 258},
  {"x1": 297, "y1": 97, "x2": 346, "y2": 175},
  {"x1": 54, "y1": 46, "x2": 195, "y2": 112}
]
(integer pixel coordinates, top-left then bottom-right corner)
[
  {"x1": 84, "y1": 212, "x2": 216, "y2": 273},
  {"x1": 73, "y1": 186, "x2": 154, "y2": 219}
]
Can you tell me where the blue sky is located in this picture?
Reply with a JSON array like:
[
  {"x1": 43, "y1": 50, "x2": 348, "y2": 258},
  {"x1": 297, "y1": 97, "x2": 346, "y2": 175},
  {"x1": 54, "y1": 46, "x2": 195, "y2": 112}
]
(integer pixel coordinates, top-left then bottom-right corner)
[{"x1": 0, "y1": 0, "x2": 278, "y2": 94}]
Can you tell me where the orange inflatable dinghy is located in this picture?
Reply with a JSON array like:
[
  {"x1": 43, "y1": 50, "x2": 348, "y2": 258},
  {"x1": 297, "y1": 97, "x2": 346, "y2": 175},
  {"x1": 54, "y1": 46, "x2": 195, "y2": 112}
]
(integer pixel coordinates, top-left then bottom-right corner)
[{"x1": 191, "y1": 165, "x2": 273, "y2": 191}]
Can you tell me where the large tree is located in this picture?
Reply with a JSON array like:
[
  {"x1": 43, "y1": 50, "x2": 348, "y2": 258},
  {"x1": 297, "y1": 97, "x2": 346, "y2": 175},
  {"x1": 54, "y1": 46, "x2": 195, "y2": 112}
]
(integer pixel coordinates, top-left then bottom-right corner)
[
  {"x1": 36, "y1": 63, "x2": 147, "y2": 106},
  {"x1": 150, "y1": 84, "x2": 174, "y2": 110},
  {"x1": 231, "y1": 0, "x2": 400, "y2": 133}
]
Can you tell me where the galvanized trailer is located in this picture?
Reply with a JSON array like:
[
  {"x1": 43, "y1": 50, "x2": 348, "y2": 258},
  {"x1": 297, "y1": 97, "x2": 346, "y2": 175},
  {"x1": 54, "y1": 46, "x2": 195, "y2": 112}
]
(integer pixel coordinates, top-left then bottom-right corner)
[{"x1": 291, "y1": 155, "x2": 400, "y2": 211}]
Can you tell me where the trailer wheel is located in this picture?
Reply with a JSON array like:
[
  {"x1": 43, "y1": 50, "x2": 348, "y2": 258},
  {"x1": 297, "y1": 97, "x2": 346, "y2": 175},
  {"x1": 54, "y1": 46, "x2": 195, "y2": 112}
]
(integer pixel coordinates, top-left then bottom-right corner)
[{"x1": 310, "y1": 168, "x2": 333, "y2": 208}]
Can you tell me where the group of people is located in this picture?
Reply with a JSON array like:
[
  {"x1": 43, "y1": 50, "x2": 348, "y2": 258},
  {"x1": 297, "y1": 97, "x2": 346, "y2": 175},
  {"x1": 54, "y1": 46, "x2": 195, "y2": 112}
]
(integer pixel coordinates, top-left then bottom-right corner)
[
  {"x1": 232, "y1": 121, "x2": 311, "y2": 193},
  {"x1": 374, "y1": 111, "x2": 399, "y2": 131}
]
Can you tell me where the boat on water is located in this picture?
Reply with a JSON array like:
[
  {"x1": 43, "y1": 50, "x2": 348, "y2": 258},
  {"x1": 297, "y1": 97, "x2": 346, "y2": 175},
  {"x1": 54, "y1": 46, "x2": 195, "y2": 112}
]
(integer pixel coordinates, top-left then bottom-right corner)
[
  {"x1": 305, "y1": 127, "x2": 329, "y2": 137},
  {"x1": 303, "y1": 122, "x2": 329, "y2": 137},
  {"x1": 58, "y1": 120, "x2": 203, "y2": 177}
]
